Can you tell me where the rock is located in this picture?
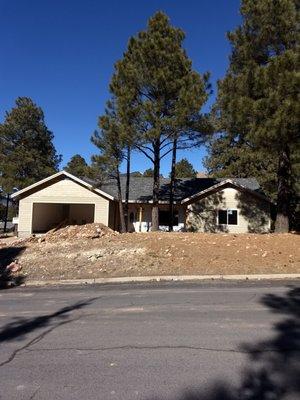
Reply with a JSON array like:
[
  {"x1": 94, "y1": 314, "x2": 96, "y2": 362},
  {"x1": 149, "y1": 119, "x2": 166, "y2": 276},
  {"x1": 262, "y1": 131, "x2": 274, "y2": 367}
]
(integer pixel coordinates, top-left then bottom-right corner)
[{"x1": 6, "y1": 261, "x2": 21, "y2": 272}]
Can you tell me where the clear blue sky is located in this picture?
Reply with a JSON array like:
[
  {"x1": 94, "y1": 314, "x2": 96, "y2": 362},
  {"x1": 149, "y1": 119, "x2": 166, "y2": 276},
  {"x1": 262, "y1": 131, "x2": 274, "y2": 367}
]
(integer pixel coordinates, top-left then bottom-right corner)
[{"x1": 0, "y1": 0, "x2": 241, "y2": 176}]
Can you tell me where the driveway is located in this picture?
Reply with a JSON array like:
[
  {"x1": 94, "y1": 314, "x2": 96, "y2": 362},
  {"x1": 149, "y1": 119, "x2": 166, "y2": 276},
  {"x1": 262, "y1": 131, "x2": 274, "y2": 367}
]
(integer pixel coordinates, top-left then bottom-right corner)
[{"x1": 0, "y1": 281, "x2": 299, "y2": 400}]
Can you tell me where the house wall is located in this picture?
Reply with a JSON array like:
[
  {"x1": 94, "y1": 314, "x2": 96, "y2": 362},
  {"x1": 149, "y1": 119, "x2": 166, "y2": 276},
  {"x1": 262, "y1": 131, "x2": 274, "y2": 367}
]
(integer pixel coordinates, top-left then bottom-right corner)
[
  {"x1": 186, "y1": 187, "x2": 271, "y2": 233},
  {"x1": 127, "y1": 203, "x2": 186, "y2": 232},
  {"x1": 17, "y1": 178, "x2": 109, "y2": 237}
]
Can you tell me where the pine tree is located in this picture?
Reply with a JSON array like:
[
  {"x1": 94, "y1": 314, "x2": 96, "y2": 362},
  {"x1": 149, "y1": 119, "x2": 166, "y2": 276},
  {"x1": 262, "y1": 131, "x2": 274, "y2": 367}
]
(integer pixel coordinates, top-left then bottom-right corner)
[
  {"x1": 204, "y1": 133, "x2": 278, "y2": 200},
  {"x1": 0, "y1": 97, "x2": 61, "y2": 192},
  {"x1": 110, "y1": 12, "x2": 210, "y2": 231},
  {"x1": 91, "y1": 99, "x2": 128, "y2": 233},
  {"x1": 65, "y1": 154, "x2": 89, "y2": 177},
  {"x1": 143, "y1": 168, "x2": 154, "y2": 177},
  {"x1": 171, "y1": 158, "x2": 197, "y2": 179},
  {"x1": 214, "y1": 0, "x2": 299, "y2": 232}
]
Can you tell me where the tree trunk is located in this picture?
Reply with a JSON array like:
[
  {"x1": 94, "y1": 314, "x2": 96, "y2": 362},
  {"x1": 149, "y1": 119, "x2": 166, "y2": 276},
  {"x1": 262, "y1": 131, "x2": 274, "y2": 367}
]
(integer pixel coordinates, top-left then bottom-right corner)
[
  {"x1": 151, "y1": 139, "x2": 160, "y2": 231},
  {"x1": 116, "y1": 169, "x2": 126, "y2": 233},
  {"x1": 275, "y1": 145, "x2": 291, "y2": 233},
  {"x1": 169, "y1": 137, "x2": 177, "y2": 232},
  {"x1": 3, "y1": 193, "x2": 9, "y2": 233},
  {"x1": 125, "y1": 146, "x2": 131, "y2": 232}
]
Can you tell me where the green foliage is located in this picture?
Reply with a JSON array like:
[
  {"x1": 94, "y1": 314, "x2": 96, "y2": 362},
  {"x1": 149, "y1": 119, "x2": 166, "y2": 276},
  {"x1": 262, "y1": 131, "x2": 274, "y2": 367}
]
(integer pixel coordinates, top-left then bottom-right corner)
[
  {"x1": 91, "y1": 99, "x2": 126, "y2": 180},
  {"x1": 91, "y1": 98, "x2": 128, "y2": 232},
  {"x1": 205, "y1": 134, "x2": 278, "y2": 200},
  {"x1": 109, "y1": 11, "x2": 210, "y2": 229},
  {"x1": 0, "y1": 97, "x2": 61, "y2": 192},
  {"x1": 209, "y1": 0, "x2": 299, "y2": 230},
  {"x1": 143, "y1": 168, "x2": 154, "y2": 177},
  {"x1": 172, "y1": 158, "x2": 197, "y2": 179},
  {"x1": 65, "y1": 154, "x2": 88, "y2": 177},
  {"x1": 111, "y1": 11, "x2": 210, "y2": 151}
]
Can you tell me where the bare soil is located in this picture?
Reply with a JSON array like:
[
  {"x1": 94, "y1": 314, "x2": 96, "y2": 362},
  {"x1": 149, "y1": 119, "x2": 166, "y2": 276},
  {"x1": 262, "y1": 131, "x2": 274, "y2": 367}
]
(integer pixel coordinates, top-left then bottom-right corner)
[{"x1": 1, "y1": 223, "x2": 299, "y2": 282}]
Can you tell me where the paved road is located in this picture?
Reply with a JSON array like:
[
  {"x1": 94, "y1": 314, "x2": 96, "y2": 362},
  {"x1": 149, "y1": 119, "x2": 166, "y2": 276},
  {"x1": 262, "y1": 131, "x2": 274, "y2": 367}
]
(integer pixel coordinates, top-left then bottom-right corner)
[{"x1": 0, "y1": 281, "x2": 299, "y2": 400}]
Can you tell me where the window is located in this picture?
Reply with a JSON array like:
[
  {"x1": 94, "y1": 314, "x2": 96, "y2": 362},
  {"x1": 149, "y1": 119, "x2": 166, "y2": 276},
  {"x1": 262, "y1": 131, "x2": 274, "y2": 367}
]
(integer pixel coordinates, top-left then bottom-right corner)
[
  {"x1": 218, "y1": 209, "x2": 238, "y2": 225},
  {"x1": 159, "y1": 210, "x2": 179, "y2": 226}
]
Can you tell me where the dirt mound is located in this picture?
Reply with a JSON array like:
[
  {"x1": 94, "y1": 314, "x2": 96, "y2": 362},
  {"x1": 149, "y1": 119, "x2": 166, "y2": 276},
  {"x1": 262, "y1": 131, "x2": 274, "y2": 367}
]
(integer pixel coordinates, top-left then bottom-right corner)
[
  {"x1": 1, "y1": 230, "x2": 299, "y2": 283},
  {"x1": 44, "y1": 223, "x2": 117, "y2": 241}
]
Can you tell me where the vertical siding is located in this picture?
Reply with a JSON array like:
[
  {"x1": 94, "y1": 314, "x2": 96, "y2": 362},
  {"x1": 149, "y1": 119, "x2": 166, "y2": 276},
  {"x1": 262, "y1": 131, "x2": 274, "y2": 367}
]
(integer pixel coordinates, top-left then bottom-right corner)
[{"x1": 186, "y1": 187, "x2": 271, "y2": 233}]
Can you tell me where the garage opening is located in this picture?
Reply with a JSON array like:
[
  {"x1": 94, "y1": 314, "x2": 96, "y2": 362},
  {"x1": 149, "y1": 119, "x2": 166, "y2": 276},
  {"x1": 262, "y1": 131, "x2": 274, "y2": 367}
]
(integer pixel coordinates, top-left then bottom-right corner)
[{"x1": 32, "y1": 203, "x2": 95, "y2": 233}]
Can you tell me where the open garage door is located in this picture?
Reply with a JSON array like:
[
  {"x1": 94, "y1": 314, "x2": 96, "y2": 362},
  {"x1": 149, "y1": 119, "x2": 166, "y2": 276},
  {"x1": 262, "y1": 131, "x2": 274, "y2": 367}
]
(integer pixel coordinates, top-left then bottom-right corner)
[{"x1": 32, "y1": 203, "x2": 95, "y2": 233}]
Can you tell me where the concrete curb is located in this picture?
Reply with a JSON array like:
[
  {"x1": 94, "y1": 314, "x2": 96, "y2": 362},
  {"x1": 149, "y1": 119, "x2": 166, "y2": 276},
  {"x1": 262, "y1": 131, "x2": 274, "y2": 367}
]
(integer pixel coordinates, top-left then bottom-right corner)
[{"x1": 23, "y1": 273, "x2": 300, "y2": 287}]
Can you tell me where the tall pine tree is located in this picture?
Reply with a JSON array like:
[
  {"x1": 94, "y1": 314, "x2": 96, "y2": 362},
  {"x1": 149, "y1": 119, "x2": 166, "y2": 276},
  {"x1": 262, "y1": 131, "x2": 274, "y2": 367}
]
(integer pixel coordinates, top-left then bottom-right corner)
[
  {"x1": 213, "y1": 0, "x2": 299, "y2": 232},
  {"x1": 91, "y1": 99, "x2": 128, "y2": 233},
  {"x1": 110, "y1": 12, "x2": 210, "y2": 231},
  {"x1": 0, "y1": 97, "x2": 61, "y2": 193}
]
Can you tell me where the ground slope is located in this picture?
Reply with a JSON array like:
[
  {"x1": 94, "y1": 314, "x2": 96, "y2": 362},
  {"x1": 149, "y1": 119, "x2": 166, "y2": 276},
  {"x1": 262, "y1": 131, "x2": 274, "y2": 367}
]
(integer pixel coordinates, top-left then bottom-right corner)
[{"x1": 1, "y1": 223, "x2": 299, "y2": 282}]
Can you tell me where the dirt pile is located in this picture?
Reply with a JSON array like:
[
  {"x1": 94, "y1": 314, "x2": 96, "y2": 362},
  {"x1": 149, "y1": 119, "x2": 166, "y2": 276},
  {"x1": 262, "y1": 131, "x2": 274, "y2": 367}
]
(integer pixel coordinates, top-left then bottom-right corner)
[
  {"x1": 0, "y1": 229, "x2": 299, "y2": 283},
  {"x1": 43, "y1": 223, "x2": 118, "y2": 242}
]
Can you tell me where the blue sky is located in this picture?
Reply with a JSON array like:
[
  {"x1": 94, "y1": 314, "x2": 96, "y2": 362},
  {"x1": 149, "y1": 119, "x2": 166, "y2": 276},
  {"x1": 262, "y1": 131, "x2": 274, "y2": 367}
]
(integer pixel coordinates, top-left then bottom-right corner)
[{"x1": 0, "y1": 0, "x2": 241, "y2": 176}]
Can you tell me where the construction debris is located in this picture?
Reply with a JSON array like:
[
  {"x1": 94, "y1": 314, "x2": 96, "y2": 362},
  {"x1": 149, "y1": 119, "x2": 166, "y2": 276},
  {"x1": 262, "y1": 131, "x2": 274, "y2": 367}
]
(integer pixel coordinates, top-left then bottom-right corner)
[
  {"x1": 43, "y1": 223, "x2": 117, "y2": 241},
  {"x1": 0, "y1": 227, "x2": 299, "y2": 282},
  {"x1": 5, "y1": 261, "x2": 22, "y2": 273}
]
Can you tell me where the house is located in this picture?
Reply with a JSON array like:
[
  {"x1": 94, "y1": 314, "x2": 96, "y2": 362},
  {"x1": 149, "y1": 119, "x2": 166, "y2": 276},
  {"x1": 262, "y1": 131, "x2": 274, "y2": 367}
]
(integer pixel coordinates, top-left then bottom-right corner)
[{"x1": 11, "y1": 170, "x2": 272, "y2": 237}]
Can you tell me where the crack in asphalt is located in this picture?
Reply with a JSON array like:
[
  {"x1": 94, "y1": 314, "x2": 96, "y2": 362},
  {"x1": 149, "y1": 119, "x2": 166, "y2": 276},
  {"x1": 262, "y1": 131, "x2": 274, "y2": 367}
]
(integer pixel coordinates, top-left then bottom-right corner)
[
  {"x1": 23, "y1": 344, "x2": 287, "y2": 355},
  {"x1": 0, "y1": 317, "x2": 79, "y2": 368}
]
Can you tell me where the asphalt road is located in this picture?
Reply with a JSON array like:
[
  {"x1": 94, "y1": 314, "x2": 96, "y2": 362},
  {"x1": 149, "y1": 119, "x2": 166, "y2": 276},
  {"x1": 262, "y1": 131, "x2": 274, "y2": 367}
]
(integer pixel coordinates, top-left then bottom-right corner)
[{"x1": 0, "y1": 280, "x2": 299, "y2": 400}]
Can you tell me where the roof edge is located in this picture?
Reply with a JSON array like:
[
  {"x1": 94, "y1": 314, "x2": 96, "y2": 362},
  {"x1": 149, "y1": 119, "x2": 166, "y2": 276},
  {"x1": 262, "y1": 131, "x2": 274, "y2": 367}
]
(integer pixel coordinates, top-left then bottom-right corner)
[
  {"x1": 10, "y1": 170, "x2": 115, "y2": 201},
  {"x1": 181, "y1": 179, "x2": 272, "y2": 205}
]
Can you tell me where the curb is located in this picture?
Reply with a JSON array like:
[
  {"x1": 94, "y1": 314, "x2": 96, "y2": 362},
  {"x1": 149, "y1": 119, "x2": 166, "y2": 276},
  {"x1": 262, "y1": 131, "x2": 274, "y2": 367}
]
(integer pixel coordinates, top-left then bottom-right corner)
[{"x1": 23, "y1": 273, "x2": 300, "y2": 287}]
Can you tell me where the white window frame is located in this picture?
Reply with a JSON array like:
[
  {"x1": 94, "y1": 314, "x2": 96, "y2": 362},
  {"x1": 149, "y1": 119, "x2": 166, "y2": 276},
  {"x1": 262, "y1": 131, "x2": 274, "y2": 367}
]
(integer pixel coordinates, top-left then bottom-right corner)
[{"x1": 217, "y1": 209, "x2": 239, "y2": 226}]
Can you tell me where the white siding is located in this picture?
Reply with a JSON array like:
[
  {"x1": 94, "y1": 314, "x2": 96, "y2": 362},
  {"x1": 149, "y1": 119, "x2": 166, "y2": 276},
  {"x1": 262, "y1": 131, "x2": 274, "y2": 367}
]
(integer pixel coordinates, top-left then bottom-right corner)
[{"x1": 17, "y1": 178, "x2": 109, "y2": 237}]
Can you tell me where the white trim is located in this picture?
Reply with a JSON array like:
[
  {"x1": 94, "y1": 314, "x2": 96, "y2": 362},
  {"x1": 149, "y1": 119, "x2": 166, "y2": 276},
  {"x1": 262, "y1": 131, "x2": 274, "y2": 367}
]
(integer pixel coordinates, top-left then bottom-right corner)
[
  {"x1": 181, "y1": 179, "x2": 272, "y2": 205},
  {"x1": 217, "y1": 208, "x2": 239, "y2": 227},
  {"x1": 10, "y1": 170, "x2": 115, "y2": 201}
]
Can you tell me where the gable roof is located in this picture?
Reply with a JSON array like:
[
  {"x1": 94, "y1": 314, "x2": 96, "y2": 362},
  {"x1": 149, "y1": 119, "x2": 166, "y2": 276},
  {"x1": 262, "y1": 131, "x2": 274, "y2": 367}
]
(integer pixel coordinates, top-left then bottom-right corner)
[
  {"x1": 84, "y1": 175, "x2": 267, "y2": 203},
  {"x1": 180, "y1": 178, "x2": 271, "y2": 204},
  {"x1": 10, "y1": 170, "x2": 114, "y2": 200},
  {"x1": 11, "y1": 170, "x2": 271, "y2": 204}
]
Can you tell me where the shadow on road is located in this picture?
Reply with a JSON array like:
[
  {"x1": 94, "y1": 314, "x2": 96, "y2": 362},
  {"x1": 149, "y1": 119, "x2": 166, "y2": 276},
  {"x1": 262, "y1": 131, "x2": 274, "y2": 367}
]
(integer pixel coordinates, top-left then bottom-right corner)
[
  {"x1": 148, "y1": 286, "x2": 300, "y2": 400},
  {"x1": 0, "y1": 246, "x2": 26, "y2": 289},
  {"x1": 0, "y1": 296, "x2": 100, "y2": 343}
]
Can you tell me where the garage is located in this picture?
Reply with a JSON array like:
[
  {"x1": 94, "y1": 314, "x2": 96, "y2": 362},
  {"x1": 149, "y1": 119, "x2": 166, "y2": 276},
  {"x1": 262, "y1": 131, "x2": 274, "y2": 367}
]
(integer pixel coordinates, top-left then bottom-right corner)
[{"x1": 32, "y1": 203, "x2": 95, "y2": 233}]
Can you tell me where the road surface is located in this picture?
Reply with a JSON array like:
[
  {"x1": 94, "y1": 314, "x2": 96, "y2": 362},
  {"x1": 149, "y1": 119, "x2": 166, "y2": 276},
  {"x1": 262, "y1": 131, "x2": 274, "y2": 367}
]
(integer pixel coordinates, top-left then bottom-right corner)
[{"x1": 0, "y1": 280, "x2": 299, "y2": 399}]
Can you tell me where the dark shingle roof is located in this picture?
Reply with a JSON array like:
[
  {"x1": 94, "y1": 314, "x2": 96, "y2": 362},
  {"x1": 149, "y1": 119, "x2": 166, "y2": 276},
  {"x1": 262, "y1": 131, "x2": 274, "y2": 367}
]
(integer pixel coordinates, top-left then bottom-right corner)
[{"x1": 85, "y1": 176, "x2": 262, "y2": 202}]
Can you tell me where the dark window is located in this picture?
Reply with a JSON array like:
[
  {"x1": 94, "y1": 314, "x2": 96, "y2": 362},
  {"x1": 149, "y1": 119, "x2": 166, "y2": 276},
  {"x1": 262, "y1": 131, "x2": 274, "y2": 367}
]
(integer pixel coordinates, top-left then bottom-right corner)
[
  {"x1": 159, "y1": 210, "x2": 179, "y2": 226},
  {"x1": 228, "y1": 209, "x2": 238, "y2": 225},
  {"x1": 218, "y1": 210, "x2": 227, "y2": 225},
  {"x1": 218, "y1": 209, "x2": 238, "y2": 225}
]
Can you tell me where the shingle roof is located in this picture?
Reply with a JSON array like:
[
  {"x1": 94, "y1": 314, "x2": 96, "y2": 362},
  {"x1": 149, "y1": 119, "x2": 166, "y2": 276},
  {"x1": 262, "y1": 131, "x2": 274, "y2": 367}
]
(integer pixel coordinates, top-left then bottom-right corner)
[{"x1": 85, "y1": 176, "x2": 262, "y2": 202}]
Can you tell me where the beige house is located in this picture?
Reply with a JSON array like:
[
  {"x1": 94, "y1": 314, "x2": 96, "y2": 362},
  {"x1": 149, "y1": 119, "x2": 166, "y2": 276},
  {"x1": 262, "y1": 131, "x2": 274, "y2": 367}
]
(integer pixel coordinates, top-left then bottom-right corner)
[{"x1": 11, "y1": 170, "x2": 272, "y2": 237}]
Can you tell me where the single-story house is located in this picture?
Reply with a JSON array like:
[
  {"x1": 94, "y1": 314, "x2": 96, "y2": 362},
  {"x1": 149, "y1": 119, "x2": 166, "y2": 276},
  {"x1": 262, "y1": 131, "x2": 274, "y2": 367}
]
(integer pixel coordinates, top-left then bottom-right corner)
[{"x1": 11, "y1": 170, "x2": 272, "y2": 237}]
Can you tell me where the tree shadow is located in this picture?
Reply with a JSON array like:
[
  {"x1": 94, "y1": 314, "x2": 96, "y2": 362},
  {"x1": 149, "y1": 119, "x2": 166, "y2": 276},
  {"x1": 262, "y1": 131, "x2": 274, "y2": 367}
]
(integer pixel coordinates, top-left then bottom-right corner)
[
  {"x1": 0, "y1": 296, "x2": 100, "y2": 344},
  {"x1": 0, "y1": 246, "x2": 26, "y2": 289},
  {"x1": 146, "y1": 286, "x2": 300, "y2": 400},
  {"x1": 236, "y1": 191, "x2": 271, "y2": 233},
  {"x1": 185, "y1": 191, "x2": 228, "y2": 233}
]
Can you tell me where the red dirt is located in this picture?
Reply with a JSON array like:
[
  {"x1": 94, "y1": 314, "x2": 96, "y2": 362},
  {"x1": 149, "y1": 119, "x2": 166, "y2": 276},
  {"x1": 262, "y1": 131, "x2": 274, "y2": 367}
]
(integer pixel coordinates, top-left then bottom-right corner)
[{"x1": 1, "y1": 224, "x2": 299, "y2": 282}]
